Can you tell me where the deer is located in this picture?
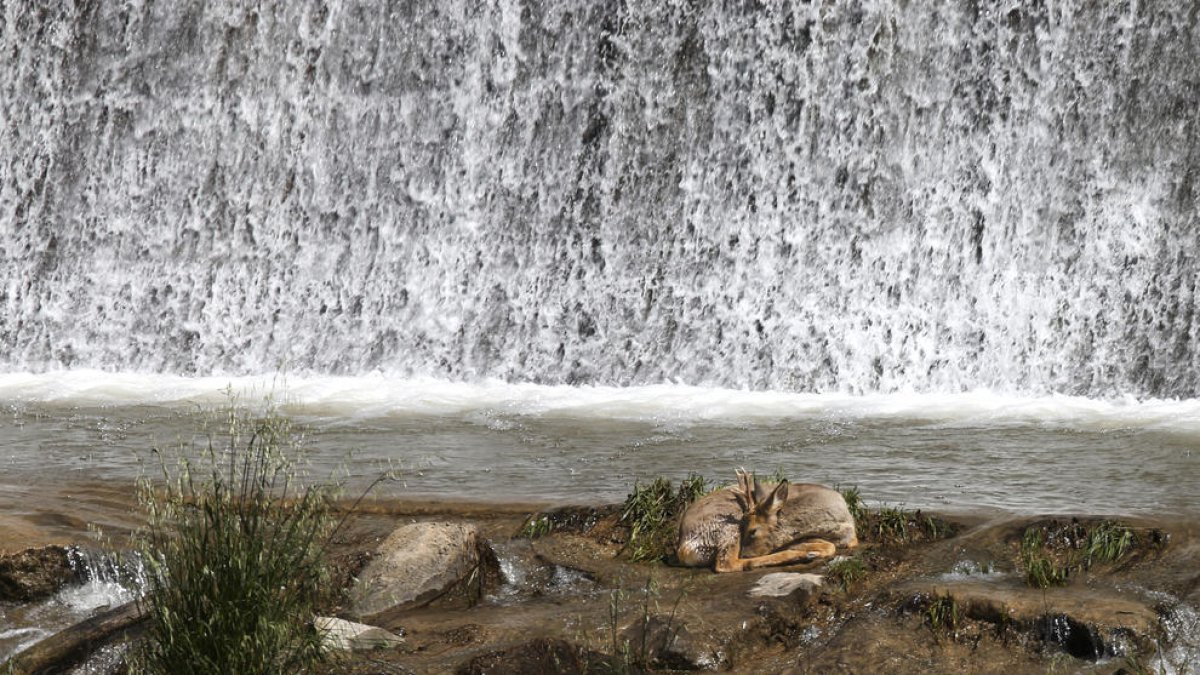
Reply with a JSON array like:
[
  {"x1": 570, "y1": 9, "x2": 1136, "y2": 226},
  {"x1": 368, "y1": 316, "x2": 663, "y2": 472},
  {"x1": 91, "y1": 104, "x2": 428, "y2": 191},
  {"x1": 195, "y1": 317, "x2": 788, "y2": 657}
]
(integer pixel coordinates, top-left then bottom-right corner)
[{"x1": 676, "y1": 470, "x2": 858, "y2": 573}]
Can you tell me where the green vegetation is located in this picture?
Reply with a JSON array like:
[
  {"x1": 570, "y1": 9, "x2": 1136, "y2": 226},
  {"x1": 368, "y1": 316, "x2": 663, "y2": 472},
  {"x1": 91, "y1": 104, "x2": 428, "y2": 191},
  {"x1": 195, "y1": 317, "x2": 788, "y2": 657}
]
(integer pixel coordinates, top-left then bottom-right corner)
[
  {"x1": 1019, "y1": 527, "x2": 1070, "y2": 589},
  {"x1": 518, "y1": 514, "x2": 554, "y2": 539},
  {"x1": 1018, "y1": 519, "x2": 1141, "y2": 589},
  {"x1": 924, "y1": 593, "x2": 960, "y2": 641},
  {"x1": 826, "y1": 556, "x2": 867, "y2": 592},
  {"x1": 1082, "y1": 520, "x2": 1134, "y2": 569},
  {"x1": 837, "y1": 485, "x2": 868, "y2": 537},
  {"x1": 836, "y1": 485, "x2": 953, "y2": 546},
  {"x1": 131, "y1": 403, "x2": 335, "y2": 675},
  {"x1": 620, "y1": 474, "x2": 709, "y2": 563},
  {"x1": 600, "y1": 576, "x2": 686, "y2": 673}
]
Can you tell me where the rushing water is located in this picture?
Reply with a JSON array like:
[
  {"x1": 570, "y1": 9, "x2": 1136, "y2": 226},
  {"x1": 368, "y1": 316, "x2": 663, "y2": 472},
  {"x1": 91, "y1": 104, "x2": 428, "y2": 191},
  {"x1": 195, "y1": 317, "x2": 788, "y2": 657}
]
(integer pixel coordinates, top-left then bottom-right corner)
[{"x1": 2, "y1": 1, "x2": 1198, "y2": 396}]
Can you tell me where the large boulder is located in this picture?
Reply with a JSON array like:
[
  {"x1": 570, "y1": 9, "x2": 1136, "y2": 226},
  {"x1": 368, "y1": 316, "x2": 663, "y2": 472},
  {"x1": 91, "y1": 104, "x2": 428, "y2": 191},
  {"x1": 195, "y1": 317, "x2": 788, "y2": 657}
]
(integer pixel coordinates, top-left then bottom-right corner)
[
  {"x1": 348, "y1": 521, "x2": 498, "y2": 620},
  {"x1": 0, "y1": 545, "x2": 79, "y2": 602}
]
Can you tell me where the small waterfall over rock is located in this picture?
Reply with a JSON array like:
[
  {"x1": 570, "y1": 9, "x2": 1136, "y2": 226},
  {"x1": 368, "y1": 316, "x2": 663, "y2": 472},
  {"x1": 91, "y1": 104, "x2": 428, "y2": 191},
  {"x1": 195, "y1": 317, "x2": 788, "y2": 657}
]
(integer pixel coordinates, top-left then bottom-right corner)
[{"x1": 2, "y1": 1, "x2": 1197, "y2": 396}]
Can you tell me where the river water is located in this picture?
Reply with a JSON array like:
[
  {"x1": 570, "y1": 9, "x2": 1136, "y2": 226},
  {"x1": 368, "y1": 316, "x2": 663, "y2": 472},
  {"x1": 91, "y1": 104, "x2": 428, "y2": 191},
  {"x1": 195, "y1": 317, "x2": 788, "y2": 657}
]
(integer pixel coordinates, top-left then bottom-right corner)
[{"x1": 2, "y1": 372, "x2": 1198, "y2": 519}]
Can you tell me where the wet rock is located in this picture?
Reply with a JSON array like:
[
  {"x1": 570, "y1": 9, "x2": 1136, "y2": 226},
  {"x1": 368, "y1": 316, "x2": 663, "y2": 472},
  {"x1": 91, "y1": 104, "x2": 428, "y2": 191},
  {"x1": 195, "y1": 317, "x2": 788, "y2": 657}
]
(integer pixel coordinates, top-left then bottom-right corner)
[
  {"x1": 315, "y1": 617, "x2": 405, "y2": 652},
  {"x1": 456, "y1": 638, "x2": 629, "y2": 675},
  {"x1": 900, "y1": 580, "x2": 1160, "y2": 658},
  {"x1": 0, "y1": 545, "x2": 79, "y2": 602},
  {"x1": 749, "y1": 572, "x2": 824, "y2": 599},
  {"x1": 348, "y1": 521, "x2": 500, "y2": 620}
]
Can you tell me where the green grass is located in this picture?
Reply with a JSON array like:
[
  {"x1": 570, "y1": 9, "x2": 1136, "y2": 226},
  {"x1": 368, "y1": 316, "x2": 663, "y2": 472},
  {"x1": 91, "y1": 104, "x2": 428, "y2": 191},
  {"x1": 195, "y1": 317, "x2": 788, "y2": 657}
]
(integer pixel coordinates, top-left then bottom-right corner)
[
  {"x1": 826, "y1": 556, "x2": 867, "y2": 592},
  {"x1": 620, "y1": 474, "x2": 709, "y2": 563},
  {"x1": 130, "y1": 403, "x2": 335, "y2": 675},
  {"x1": 839, "y1": 487, "x2": 953, "y2": 546},
  {"x1": 1083, "y1": 520, "x2": 1134, "y2": 568},
  {"x1": 925, "y1": 593, "x2": 960, "y2": 641},
  {"x1": 837, "y1": 485, "x2": 868, "y2": 539},
  {"x1": 518, "y1": 514, "x2": 554, "y2": 539},
  {"x1": 874, "y1": 507, "x2": 910, "y2": 542},
  {"x1": 1020, "y1": 527, "x2": 1070, "y2": 589},
  {"x1": 1018, "y1": 520, "x2": 1140, "y2": 589}
]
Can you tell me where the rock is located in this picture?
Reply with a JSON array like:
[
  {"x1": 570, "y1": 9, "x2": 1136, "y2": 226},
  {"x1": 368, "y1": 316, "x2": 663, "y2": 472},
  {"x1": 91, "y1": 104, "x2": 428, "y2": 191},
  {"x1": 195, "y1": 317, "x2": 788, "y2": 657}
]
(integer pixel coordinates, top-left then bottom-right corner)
[
  {"x1": 348, "y1": 521, "x2": 499, "y2": 620},
  {"x1": 315, "y1": 617, "x2": 404, "y2": 652},
  {"x1": 900, "y1": 580, "x2": 1162, "y2": 658},
  {"x1": 1, "y1": 601, "x2": 144, "y2": 675},
  {"x1": 0, "y1": 545, "x2": 79, "y2": 602},
  {"x1": 748, "y1": 573, "x2": 824, "y2": 599}
]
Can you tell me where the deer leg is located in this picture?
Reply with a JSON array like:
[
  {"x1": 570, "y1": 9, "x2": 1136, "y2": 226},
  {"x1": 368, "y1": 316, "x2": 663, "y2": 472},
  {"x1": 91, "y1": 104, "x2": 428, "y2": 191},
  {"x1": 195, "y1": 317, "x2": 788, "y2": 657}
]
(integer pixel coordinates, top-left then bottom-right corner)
[{"x1": 739, "y1": 540, "x2": 838, "y2": 571}]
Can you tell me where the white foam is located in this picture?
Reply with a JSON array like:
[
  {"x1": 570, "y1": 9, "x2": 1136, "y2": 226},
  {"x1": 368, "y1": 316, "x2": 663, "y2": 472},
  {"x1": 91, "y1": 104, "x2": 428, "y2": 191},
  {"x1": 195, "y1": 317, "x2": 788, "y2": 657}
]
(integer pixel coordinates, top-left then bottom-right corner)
[{"x1": 2, "y1": 370, "x2": 1200, "y2": 437}]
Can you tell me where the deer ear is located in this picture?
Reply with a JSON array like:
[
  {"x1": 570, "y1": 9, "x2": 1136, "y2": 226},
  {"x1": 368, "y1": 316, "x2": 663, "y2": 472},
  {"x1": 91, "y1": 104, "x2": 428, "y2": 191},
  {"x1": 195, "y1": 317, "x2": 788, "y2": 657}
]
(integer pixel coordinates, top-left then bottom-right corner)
[
  {"x1": 735, "y1": 469, "x2": 756, "y2": 511},
  {"x1": 759, "y1": 480, "x2": 789, "y2": 515}
]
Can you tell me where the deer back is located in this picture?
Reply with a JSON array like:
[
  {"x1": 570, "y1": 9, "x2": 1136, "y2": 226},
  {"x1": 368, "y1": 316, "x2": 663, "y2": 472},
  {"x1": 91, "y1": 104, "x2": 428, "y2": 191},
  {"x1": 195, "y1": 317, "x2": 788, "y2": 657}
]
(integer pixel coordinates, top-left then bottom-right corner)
[
  {"x1": 754, "y1": 482, "x2": 857, "y2": 554},
  {"x1": 675, "y1": 486, "x2": 744, "y2": 567}
]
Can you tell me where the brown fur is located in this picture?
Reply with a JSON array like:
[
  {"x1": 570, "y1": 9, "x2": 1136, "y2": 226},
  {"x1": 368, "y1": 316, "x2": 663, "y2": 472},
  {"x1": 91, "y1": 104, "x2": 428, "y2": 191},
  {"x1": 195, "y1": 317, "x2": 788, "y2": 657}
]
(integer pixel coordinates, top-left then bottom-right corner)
[{"x1": 676, "y1": 470, "x2": 858, "y2": 573}]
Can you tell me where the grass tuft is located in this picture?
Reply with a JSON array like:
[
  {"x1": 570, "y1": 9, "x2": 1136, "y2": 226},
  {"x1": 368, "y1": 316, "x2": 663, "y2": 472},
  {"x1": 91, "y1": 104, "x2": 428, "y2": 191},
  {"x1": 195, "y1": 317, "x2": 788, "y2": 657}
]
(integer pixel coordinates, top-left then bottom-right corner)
[
  {"x1": 518, "y1": 514, "x2": 554, "y2": 539},
  {"x1": 925, "y1": 593, "x2": 960, "y2": 641},
  {"x1": 826, "y1": 556, "x2": 867, "y2": 592},
  {"x1": 1018, "y1": 519, "x2": 1142, "y2": 589},
  {"x1": 1083, "y1": 520, "x2": 1134, "y2": 568},
  {"x1": 838, "y1": 485, "x2": 868, "y2": 539},
  {"x1": 131, "y1": 401, "x2": 335, "y2": 675},
  {"x1": 1020, "y1": 527, "x2": 1070, "y2": 589},
  {"x1": 620, "y1": 474, "x2": 709, "y2": 563}
]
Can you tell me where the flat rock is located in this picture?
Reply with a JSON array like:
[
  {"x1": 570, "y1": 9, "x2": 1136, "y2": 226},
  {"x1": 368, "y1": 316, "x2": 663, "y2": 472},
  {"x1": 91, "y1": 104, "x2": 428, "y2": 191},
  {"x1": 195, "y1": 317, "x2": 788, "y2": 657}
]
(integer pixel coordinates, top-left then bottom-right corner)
[
  {"x1": 749, "y1": 573, "x2": 824, "y2": 598},
  {"x1": 315, "y1": 617, "x2": 404, "y2": 652},
  {"x1": 0, "y1": 545, "x2": 78, "y2": 602},
  {"x1": 348, "y1": 521, "x2": 490, "y2": 619}
]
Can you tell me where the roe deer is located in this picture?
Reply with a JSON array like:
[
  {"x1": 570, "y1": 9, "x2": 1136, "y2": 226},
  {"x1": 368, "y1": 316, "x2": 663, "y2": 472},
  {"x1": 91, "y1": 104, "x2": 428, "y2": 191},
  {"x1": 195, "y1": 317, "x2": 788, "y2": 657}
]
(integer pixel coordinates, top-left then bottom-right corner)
[{"x1": 676, "y1": 470, "x2": 858, "y2": 573}]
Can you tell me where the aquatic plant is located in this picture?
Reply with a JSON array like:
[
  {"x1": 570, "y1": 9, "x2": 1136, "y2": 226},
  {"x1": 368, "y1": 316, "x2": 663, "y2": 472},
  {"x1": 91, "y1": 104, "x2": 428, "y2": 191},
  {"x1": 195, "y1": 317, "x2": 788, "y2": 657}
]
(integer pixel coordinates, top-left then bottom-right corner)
[{"x1": 131, "y1": 403, "x2": 334, "y2": 675}]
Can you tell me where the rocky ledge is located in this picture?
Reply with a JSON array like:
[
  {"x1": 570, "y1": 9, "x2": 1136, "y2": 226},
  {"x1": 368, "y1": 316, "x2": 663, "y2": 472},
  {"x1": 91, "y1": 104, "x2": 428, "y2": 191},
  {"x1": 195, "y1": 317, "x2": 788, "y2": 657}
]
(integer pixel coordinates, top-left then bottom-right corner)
[
  {"x1": 311, "y1": 504, "x2": 1199, "y2": 674},
  {"x1": 4, "y1": 503, "x2": 1198, "y2": 674}
]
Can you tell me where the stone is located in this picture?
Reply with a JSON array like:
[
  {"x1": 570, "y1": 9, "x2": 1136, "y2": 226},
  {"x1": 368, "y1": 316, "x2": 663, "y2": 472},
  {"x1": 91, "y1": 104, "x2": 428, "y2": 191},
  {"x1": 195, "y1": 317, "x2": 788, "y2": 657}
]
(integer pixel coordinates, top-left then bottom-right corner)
[
  {"x1": 748, "y1": 572, "x2": 824, "y2": 599},
  {"x1": 0, "y1": 545, "x2": 79, "y2": 602},
  {"x1": 315, "y1": 617, "x2": 404, "y2": 652},
  {"x1": 348, "y1": 521, "x2": 497, "y2": 620}
]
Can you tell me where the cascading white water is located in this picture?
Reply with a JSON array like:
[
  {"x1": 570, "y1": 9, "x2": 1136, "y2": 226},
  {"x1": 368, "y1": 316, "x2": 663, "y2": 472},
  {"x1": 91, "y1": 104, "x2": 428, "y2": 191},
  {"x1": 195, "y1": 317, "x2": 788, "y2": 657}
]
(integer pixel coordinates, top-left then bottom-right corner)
[{"x1": 2, "y1": 1, "x2": 1197, "y2": 397}]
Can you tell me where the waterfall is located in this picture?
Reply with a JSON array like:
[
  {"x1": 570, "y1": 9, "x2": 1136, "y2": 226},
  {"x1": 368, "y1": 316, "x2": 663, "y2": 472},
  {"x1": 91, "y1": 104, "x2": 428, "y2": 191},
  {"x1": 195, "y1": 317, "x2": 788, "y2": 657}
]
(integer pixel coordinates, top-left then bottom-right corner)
[{"x1": 2, "y1": 0, "x2": 1197, "y2": 397}]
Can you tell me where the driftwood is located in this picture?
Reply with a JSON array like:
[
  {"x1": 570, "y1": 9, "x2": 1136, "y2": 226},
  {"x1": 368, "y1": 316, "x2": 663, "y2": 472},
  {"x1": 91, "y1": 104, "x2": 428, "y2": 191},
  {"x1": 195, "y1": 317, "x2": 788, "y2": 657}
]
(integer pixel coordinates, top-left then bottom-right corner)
[{"x1": 1, "y1": 601, "x2": 145, "y2": 675}]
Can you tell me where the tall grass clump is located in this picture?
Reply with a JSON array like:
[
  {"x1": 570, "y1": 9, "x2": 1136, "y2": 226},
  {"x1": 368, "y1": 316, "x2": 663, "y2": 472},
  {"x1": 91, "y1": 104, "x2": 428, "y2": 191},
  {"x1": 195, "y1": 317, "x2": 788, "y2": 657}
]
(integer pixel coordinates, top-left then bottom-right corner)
[
  {"x1": 131, "y1": 402, "x2": 334, "y2": 675},
  {"x1": 620, "y1": 474, "x2": 709, "y2": 563}
]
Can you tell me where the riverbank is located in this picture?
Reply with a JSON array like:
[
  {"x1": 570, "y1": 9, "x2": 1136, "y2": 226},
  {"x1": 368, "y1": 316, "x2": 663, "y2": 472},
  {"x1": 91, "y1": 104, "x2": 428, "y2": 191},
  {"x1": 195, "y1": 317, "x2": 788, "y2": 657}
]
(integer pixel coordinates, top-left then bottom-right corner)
[{"x1": 3, "y1": 486, "x2": 1199, "y2": 673}]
